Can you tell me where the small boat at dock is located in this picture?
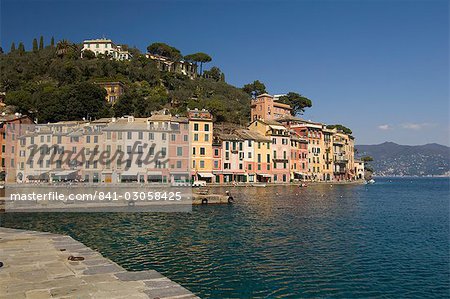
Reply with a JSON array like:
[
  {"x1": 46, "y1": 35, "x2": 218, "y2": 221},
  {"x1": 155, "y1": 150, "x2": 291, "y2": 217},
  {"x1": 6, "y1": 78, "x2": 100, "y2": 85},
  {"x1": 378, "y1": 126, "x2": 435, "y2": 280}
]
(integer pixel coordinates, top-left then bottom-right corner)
[{"x1": 251, "y1": 183, "x2": 267, "y2": 187}]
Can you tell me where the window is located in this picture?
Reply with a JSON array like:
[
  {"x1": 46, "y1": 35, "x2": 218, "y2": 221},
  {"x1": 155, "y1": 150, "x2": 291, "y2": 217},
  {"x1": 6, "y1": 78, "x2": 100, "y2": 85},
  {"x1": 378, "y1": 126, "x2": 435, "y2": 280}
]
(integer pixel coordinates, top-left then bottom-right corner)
[
  {"x1": 161, "y1": 147, "x2": 167, "y2": 157},
  {"x1": 176, "y1": 161, "x2": 182, "y2": 168},
  {"x1": 214, "y1": 149, "x2": 219, "y2": 156},
  {"x1": 257, "y1": 154, "x2": 261, "y2": 163},
  {"x1": 162, "y1": 133, "x2": 166, "y2": 140},
  {"x1": 86, "y1": 136, "x2": 91, "y2": 143},
  {"x1": 177, "y1": 147, "x2": 183, "y2": 156},
  {"x1": 192, "y1": 147, "x2": 196, "y2": 155},
  {"x1": 94, "y1": 136, "x2": 98, "y2": 143},
  {"x1": 171, "y1": 134, "x2": 176, "y2": 141},
  {"x1": 183, "y1": 135, "x2": 188, "y2": 142},
  {"x1": 194, "y1": 134, "x2": 199, "y2": 141},
  {"x1": 267, "y1": 154, "x2": 270, "y2": 163},
  {"x1": 226, "y1": 142, "x2": 229, "y2": 150},
  {"x1": 200, "y1": 147, "x2": 205, "y2": 155},
  {"x1": 204, "y1": 134, "x2": 209, "y2": 142},
  {"x1": 194, "y1": 123, "x2": 199, "y2": 131},
  {"x1": 248, "y1": 140, "x2": 252, "y2": 147},
  {"x1": 214, "y1": 161, "x2": 219, "y2": 168},
  {"x1": 204, "y1": 124, "x2": 210, "y2": 131},
  {"x1": 200, "y1": 160, "x2": 205, "y2": 168},
  {"x1": 248, "y1": 152, "x2": 252, "y2": 159},
  {"x1": 149, "y1": 132, "x2": 154, "y2": 140},
  {"x1": 248, "y1": 164, "x2": 252, "y2": 171},
  {"x1": 138, "y1": 132, "x2": 143, "y2": 139}
]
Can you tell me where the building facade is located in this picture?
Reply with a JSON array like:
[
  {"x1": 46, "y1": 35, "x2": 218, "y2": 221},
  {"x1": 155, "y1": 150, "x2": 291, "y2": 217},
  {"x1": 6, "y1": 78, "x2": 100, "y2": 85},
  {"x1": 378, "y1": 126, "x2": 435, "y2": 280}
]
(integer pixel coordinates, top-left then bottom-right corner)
[
  {"x1": 188, "y1": 109, "x2": 214, "y2": 182},
  {"x1": 81, "y1": 39, "x2": 132, "y2": 61},
  {"x1": 96, "y1": 82, "x2": 125, "y2": 104},
  {"x1": 250, "y1": 93, "x2": 292, "y2": 122},
  {"x1": 146, "y1": 54, "x2": 197, "y2": 80}
]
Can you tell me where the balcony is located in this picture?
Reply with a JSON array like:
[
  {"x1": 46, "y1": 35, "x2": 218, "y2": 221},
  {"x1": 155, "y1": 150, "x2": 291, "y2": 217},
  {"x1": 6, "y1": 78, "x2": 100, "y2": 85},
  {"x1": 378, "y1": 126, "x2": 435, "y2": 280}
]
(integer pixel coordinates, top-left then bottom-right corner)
[{"x1": 273, "y1": 158, "x2": 288, "y2": 163}]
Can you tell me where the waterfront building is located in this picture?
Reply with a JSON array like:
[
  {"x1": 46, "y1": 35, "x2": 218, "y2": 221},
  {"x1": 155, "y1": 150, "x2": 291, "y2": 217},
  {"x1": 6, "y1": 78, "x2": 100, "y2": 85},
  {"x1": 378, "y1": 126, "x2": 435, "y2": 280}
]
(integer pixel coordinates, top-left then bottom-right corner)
[
  {"x1": 250, "y1": 93, "x2": 292, "y2": 122},
  {"x1": 322, "y1": 128, "x2": 335, "y2": 181},
  {"x1": 95, "y1": 81, "x2": 125, "y2": 104},
  {"x1": 188, "y1": 109, "x2": 214, "y2": 182},
  {"x1": 248, "y1": 119, "x2": 290, "y2": 183},
  {"x1": 332, "y1": 132, "x2": 355, "y2": 181},
  {"x1": 235, "y1": 129, "x2": 271, "y2": 183},
  {"x1": 102, "y1": 116, "x2": 170, "y2": 183},
  {"x1": 16, "y1": 121, "x2": 88, "y2": 183},
  {"x1": 168, "y1": 115, "x2": 190, "y2": 183},
  {"x1": 216, "y1": 133, "x2": 246, "y2": 183},
  {"x1": 212, "y1": 136, "x2": 223, "y2": 183},
  {"x1": 146, "y1": 54, "x2": 197, "y2": 79},
  {"x1": 81, "y1": 38, "x2": 132, "y2": 61},
  {"x1": 0, "y1": 113, "x2": 34, "y2": 183},
  {"x1": 278, "y1": 116, "x2": 326, "y2": 181},
  {"x1": 354, "y1": 159, "x2": 365, "y2": 180},
  {"x1": 289, "y1": 130, "x2": 309, "y2": 181}
]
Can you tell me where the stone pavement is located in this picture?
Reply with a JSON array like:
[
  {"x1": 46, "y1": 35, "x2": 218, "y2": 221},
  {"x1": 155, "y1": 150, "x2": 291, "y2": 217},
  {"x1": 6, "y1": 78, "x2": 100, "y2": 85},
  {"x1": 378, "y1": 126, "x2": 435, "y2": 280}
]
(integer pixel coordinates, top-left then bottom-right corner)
[{"x1": 0, "y1": 227, "x2": 199, "y2": 299}]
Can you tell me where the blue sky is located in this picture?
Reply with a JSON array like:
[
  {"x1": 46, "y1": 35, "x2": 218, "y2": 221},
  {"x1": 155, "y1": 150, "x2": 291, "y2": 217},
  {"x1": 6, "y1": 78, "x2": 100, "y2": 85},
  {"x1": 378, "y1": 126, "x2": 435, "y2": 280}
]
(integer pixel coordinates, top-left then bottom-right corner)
[{"x1": 1, "y1": 0, "x2": 448, "y2": 145}]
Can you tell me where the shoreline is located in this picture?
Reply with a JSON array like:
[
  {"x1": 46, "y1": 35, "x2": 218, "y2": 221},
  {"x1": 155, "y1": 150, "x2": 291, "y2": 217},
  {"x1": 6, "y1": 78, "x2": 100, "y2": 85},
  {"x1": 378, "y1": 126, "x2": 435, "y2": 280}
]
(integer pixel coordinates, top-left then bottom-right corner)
[
  {"x1": 0, "y1": 227, "x2": 198, "y2": 299},
  {"x1": 1, "y1": 180, "x2": 366, "y2": 188}
]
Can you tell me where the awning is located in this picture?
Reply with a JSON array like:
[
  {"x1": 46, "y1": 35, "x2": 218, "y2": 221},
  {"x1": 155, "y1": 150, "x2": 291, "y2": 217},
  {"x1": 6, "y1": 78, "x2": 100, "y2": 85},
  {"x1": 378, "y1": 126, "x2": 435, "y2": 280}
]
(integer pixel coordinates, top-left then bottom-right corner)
[
  {"x1": 198, "y1": 172, "x2": 214, "y2": 178},
  {"x1": 147, "y1": 171, "x2": 163, "y2": 175},
  {"x1": 257, "y1": 173, "x2": 271, "y2": 178},
  {"x1": 294, "y1": 172, "x2": 306, "y2": 176},
  {"x1": 27, "y1": 172, "x2": 50, "y2": 180},
  {"x1": 53, "y1": 170, "x2": 77, "y2": 177}
]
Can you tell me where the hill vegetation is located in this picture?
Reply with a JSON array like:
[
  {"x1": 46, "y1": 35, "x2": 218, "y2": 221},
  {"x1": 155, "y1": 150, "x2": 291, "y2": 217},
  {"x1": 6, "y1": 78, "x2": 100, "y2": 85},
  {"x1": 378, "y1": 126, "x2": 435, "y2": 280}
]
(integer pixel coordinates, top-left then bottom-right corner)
[{"x1": 0, "y1": 37, "x2": 259, "y2": 124}]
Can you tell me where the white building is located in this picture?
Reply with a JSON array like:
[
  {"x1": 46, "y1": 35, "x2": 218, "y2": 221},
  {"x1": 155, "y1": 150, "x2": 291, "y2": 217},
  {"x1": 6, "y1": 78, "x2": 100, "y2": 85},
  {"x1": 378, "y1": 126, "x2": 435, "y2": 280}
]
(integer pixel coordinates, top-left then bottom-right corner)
[{"x1": 81, "y1": 38, "x2": 132, "y2": 61}]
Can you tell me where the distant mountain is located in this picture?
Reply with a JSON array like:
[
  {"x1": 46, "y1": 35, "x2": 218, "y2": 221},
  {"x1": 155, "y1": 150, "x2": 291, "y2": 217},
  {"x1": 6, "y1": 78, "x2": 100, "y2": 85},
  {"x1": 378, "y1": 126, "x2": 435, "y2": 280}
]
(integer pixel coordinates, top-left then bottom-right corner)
[{"x1": 355, "y1": 142, "x2": 450, "y2": 176}]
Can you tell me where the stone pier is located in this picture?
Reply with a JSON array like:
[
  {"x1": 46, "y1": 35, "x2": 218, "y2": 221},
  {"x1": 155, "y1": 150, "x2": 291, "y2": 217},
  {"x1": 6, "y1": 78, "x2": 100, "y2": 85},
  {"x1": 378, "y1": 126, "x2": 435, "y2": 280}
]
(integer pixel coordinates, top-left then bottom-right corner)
[{"x1": 0, "y1": 227, "x2": 199, "y2": 299}]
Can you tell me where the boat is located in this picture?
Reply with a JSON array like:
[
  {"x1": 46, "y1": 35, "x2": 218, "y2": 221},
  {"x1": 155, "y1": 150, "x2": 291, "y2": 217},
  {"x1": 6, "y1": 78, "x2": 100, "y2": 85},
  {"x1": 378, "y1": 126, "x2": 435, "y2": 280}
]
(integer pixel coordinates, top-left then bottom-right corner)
[
  {"x1": 367, "y1": 179, "x2": 375, "y2": 184},
  {"x1": 251, "y1": 183, "x2": 267, "y2": 187},
  {"x1": 0, "y1": 184, "x2": 4, "y2": 189}
]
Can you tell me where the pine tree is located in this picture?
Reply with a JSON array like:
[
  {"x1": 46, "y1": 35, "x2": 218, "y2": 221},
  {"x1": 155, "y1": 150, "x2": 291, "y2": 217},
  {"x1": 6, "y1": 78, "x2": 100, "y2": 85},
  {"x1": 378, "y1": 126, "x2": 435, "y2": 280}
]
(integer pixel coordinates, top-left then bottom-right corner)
[
  {"x1": 50, "y1": 36, "x2": 55, "y2": 47},
  {"x1": 32, "y1": 38, "x2": 38, "y2": 52},
  {"x1": 10, "y1": 42, "x2": 16, "y2": 52},
  {"x1": 39, "y1": 36, "x2": 44, "y2": 50},
  {"x1": 18, "y1": 42, "x2": 25, "y2": 54}
]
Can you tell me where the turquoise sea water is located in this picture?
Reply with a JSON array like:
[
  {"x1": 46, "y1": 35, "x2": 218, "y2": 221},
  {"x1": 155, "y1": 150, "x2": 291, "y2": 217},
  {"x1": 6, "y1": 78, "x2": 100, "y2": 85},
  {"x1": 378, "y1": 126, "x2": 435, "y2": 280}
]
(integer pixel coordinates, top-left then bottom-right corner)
[{"x1": 1, "y1": 177, "x2": 449, "y2": 298}]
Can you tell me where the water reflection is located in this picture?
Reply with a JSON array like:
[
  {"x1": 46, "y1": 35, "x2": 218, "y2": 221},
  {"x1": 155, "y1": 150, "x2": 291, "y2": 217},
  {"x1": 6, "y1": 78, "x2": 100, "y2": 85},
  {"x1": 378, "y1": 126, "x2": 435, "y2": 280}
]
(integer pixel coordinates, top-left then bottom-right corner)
[{"x1": 1, "y1": 178, "x2": 449, "y2": 298}]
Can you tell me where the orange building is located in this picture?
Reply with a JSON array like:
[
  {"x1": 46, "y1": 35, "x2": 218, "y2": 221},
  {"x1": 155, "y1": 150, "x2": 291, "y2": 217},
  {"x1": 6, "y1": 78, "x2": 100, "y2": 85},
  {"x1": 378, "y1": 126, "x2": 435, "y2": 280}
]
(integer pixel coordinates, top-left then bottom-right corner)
[
  {"x1": 96, "y1": 81, "x2": 125, "y2": 104},
  {"x1": 250, "y1": 93, "x2": 292, "y2": 121}
]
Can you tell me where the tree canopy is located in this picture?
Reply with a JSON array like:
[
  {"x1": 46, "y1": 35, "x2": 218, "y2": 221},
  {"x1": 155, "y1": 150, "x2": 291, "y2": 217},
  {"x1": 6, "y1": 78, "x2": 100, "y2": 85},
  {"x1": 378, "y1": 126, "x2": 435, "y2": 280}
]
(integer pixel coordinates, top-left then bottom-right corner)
[
  {"x1": 278, "y1": 92, "x2": 312, "y2": 115},
  {"x1": 361, "y1": 156, "x2": 374, "y2": 163},
  {"x1": 147, "y1": 43, "x2": 182, "y2": 60},
  {"x1": 327, "y1": 124, "x2": 352, "y2": 135},
  {"x1": 203, "y1": 67, "x2": 225, "y2": 82},
  {"x1": 242, "y1": 80, "x2": 266, "y2": 98},
  {"x1": 184, "y1": 52, "x2": 212, "y2": 75}
]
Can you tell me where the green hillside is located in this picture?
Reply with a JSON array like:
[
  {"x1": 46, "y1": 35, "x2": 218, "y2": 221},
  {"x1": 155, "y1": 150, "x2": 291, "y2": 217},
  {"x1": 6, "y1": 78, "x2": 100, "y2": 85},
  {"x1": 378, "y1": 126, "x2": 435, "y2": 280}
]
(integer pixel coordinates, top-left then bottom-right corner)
[{"x1": 0, "y1": 39, "x2": 251, "y2": 123}]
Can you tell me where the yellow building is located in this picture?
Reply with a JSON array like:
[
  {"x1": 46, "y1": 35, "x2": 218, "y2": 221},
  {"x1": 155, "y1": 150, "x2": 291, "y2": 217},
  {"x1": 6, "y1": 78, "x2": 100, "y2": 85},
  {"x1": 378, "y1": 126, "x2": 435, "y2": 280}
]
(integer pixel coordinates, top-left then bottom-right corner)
[
  {"x1": 188, "y1": 108, "x2": 214, "y2": 182},
  {"x1": 96, "y1": 81, "x2": 125, "y2": 104},
  {"x1": 322, "y1": 128, "x2": 335, "y2": 181}
]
